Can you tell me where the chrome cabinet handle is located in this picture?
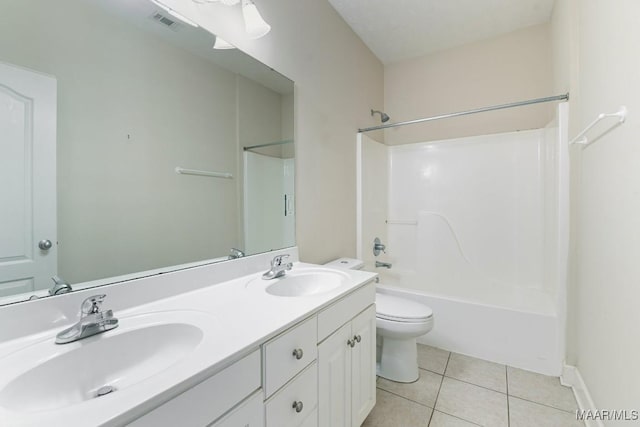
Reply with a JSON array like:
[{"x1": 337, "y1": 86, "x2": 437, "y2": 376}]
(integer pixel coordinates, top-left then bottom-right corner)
[
  {"x1": 292, "y1": 401, "x2": 304, "y2": 413},
  {"x1": 347, "y1": 339, "x2": 355, "y2": 348},
  {"x1": 354, "y1": 334, "x2": 362, "y2": 343},
  {"x1": 38, "y1": 239, "x2": 53, "y2": 250},
  {"x1": 292, "y1": 348, "x2": 304, "y2": 360}
]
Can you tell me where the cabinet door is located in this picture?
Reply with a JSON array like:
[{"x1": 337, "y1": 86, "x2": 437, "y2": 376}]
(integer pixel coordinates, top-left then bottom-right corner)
[
  {"x1": 318, "y1": 323, "x2": 352, "y2": 427},
  {"x1": 350, "y1": 305, "x2": 376, "y2": 427}
]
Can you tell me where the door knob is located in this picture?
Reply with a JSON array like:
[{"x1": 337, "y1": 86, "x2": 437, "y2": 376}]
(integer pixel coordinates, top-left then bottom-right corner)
[
  {"x1": 292, "y1": 401, "x2": 304, "y2": 413},
  {"x1": 38, "y1": 240, "x2": 53, "y2": 250}
]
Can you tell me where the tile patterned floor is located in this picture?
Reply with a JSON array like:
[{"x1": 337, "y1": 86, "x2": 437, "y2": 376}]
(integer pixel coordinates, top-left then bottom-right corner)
[{"x1": 362, "y1": 344, "x2": 584, "y2": 427}]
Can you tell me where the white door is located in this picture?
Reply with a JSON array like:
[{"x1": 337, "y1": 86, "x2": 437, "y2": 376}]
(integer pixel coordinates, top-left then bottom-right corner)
[
  {"x1": 0, "y1": 61, "x2": 57, "y2": 298},
  {"x1": 350, "y1": 306, "x2": 377, "y2": 427},
  {"x1": 318, "y1": 323, "x2": 352, "y2": 427}
]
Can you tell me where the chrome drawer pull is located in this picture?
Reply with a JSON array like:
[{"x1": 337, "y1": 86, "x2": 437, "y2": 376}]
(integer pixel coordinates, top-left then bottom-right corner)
[
  {"x1": 292, "y1": 348, "x2": 304, "y2": 360},
  {"x1": 292, "y1": 400, "x2": 304, "y2": 413}
]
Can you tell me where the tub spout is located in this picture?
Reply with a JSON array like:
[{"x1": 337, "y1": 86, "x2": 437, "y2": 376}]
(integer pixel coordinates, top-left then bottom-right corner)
[{"x1": 375, "y1": 261, "x2": 392, "y2": 269}]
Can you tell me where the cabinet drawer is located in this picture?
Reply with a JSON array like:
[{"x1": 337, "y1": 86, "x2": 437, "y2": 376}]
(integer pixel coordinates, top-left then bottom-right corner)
[
  {"x1": 210, "y1": 390, "x2": 264, "y2": 427},
  {"x1": 317, "y1": 281, "x2": 375, "y2": 342},
  {"x1": 130, "y1": 349, "x2": 261, "y2": 427},
  {"x1": 264, "y1": 316, "x2": 317, "y2": 396},
  {"x1": 266, "y1": 362, "x2": 318, "y2": 427}
]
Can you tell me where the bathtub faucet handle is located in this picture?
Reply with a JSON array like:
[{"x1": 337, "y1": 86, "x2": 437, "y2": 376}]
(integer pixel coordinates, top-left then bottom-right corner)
[{"x1": 373, "y1": 237, "x2": 386, "y2": 256}]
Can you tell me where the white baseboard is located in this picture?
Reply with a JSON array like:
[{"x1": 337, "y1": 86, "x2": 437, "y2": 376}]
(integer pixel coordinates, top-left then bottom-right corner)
[{"x1": 561, "y1": 364, "x2": 604, "y2": 427}]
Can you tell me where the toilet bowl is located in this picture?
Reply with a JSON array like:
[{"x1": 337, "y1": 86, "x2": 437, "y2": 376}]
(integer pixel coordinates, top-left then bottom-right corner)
[
  {"x1": 375, "y1": 293, "x2": 433, "y2": 382},
  {"x1": 323, "y1": 258, "x2": 435, "y2": 383}
]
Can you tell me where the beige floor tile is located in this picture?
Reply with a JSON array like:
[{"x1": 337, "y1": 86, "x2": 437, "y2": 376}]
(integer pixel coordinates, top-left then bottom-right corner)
[
  {"x1": 378, "y1": 369, "x2": 443, "y2": 407},
  {"x1": 509, "y1": 396, "x2": 584, "y2": 427},
  {"x1": 418, "y1": 344, "x2": 450, "y2": 374},
  {"x1": 507, "y1": 367, "x2": 578, "y2": 412},
  {"x1": 435, "y1": 377, "x2": 508, "y2": 427},
  {"x1": 445, "y1": 353, "x2": 506, "y2": 393},
  {"x1": 362, "y1": 389, "x2": 432, "y2": 427},
  {"x1": 429, "y1": 410, "x2": 480, "y2": 427}
]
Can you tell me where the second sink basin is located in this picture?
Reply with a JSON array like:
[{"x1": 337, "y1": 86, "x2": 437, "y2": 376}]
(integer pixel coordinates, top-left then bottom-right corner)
[
  {"x1": 249, "y1": 268, "x2": 349, "y2": 297},
  {"x1": 0, "y1": 310, "x2": 213, "y2": 413}
]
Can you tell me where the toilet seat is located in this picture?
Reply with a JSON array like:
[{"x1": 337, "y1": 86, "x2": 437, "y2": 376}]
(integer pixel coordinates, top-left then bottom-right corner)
[{"x1": 376, "y1": 293, "x2": 433, "y2": 323}]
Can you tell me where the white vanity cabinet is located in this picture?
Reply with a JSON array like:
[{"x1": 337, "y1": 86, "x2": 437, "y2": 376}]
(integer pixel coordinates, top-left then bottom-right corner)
[
  {"x1": 261, "y1": 280, "x2": 376, "y2": 427},
  {"x1": 317, "y1": 285, "x2": 376, "y2": 427},
  {"x1": 129, "y1": 280, "x2": 376, "y2": 427}
]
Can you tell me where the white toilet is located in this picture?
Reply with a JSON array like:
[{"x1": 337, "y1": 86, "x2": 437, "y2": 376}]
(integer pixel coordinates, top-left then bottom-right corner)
[{"x1": 324, "y1": 258, "x2": 434, "y2": 383}]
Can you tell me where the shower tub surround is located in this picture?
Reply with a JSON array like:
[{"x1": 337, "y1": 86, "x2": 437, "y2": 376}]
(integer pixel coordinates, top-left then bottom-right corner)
[
  {"x1": 0, "y1": 248, "x2": 377, "y2": 426},
  {"x1": 358, "y1": 104, "x2": 569, "y2": 375}
]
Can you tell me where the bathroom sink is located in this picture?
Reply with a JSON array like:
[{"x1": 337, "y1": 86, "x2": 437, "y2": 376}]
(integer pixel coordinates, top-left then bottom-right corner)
[
  {"x1": 248, "y1": 268, "x2": 349, "y2": 297},
  {"x1": 0, "y1": 310, "x2": 211, "y2": 413}
]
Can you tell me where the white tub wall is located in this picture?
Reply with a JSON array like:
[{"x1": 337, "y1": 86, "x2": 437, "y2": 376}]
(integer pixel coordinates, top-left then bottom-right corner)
[
  {"x1": 359, "y1": 106, "x2": 569, "y2": 375},
  {"x1": 542, "y1": 103, "x2": 570, "y2": 371},
  {"x1": 377, "y1": 285, "x2": 563, "y2": 376},
  {"x1": 357, "y1": 134, "x2": 389, "y2": 268},
  {"x1": 387, "y1": 129, "x2": 549, "y2": 302}
]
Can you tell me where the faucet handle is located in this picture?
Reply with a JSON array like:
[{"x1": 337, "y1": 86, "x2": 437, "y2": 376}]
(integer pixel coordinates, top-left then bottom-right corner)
[
  {"x1": 81, "y1": 294, "x2": 106, "y2": 315},
  {"x1": 272, "y1": 254, "x2": 290, "y2": 267},
  {"x1": 373, "y1": 238, "x2": 386, "y2": 256}
]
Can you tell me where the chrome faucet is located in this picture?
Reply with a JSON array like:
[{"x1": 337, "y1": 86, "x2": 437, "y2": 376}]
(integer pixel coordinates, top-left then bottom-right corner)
[
  {"x1": 49, "y1": 275, "x2": 72, "y2": 296},
  {"x1": 375, "y1": 261, "x2": 392, "y2": 269},
  {"x1": 55, "y1": 294, "x2": 119, "y2": 344},
  {"x1": 229, "y1": 248, "x2": 246, "y2": 259},
  {"x1": 262, "y1": 254, "x2": 293, "y2": 280}
]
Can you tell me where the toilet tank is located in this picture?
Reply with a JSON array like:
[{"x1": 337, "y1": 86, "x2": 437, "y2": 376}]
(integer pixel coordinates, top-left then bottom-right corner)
[{"x1": 324, "y1": 258, "x2": 364, "y2": 270}]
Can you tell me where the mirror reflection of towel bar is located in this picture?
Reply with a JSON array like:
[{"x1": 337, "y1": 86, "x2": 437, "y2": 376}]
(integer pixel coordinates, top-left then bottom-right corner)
[{"x1": 175, "y1": 167, "x2": 233, "y2": 179}]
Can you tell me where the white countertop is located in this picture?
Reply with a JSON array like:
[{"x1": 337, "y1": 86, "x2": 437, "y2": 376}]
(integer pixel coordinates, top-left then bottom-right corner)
[{"x1": 0, "y1": 262, "x2": 376, "y2": 427}]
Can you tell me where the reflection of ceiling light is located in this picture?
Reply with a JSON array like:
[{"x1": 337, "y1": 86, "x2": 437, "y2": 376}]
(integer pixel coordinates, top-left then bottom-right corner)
[
  {"x1": 150, "y1": 0, "x2": 199, "y2": 27},
  {"x1": 242, "y1": 0, "x2": 271, "y2": 39},
  {"x1": 213, "y1": 36, "x2": 235, "y2": 50},
  {"x1": 192, "y1": 0, "x2": 271, "y2": 40}
]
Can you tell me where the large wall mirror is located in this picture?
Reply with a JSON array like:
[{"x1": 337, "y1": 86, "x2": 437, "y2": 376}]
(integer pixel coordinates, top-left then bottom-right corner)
[{"x1": 0, "y1": 0, "x2": 295, "y2": 305}]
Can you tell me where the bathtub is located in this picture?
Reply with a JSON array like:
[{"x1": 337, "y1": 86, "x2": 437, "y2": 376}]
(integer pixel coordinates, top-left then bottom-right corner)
[{"x1": 376, "y1": 283, "x2": 564, "y2": 376}]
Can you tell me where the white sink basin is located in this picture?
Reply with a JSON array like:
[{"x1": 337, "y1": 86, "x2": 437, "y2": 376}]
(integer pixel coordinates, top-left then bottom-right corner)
[
  {"x1": 248, "y1": 268, "x2": 349, "y2": 297},
  {"x1": 0, "y1": 310, "x2": 212, "y2": 413}
]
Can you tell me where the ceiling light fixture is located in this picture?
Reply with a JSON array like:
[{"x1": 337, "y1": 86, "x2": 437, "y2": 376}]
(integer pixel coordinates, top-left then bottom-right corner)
[
  {"x1": 151, "y1": 0, "x2": 199, "y2": 27},
  {"x1": 242, "y1": 0, "x2": 271, "y2": 39},
  {"x1": 213, "y1": 36, "x2": 236, "y2": 50}
]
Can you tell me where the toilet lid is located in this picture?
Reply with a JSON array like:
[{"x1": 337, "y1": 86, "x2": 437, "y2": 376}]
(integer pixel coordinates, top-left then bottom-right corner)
[{"x1": 376, "y1": 293, "x2": 433, "y2": 322}]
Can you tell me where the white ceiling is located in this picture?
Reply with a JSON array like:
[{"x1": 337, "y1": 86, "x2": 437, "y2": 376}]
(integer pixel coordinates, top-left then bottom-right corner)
[{"x1": 327, "y1": 0, "x2": 556, "y2": 64}]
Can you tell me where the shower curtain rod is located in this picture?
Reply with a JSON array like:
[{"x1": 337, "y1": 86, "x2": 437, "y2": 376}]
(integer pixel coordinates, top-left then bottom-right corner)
[
  {"x1": 243, "y1": 140, "x2": 293, "y2": 151},
  {"x1": 358, "y1": 93, "x2": 569, "y2": 133}
]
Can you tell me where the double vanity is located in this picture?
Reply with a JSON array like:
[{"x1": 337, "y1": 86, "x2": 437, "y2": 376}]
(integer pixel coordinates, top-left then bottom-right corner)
[{"x1": 0, "y1": 249, "x2": 377, "y2": 426}]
